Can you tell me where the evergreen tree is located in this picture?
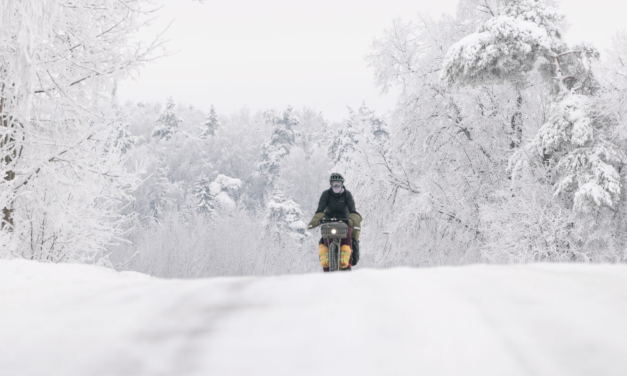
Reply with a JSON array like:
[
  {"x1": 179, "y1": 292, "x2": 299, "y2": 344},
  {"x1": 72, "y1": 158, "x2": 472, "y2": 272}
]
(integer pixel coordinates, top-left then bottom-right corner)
[
  {"x1": 330, "y1": 103, "x2": 387, "y2": 164},
  {"x1": 114, "y1": 122, "x2": 140, "y2": 153},
  {"x1": 194, "y1": 173, "x2": 215, "y2": 214},
  {"x1": 294, "y1": 107, "x2": 328, "y2": 157},
  {"x1": 148, "y1": 167, "x2": 173, "y2": 221},
  {"x1": 524, "y1": 93, "x2": 624, "y2": 212},
  {"x1": 258, "y1": 106, "x2": 299, "y2": 189},
  {"x1": 329, "y1": 108, "x2": 361, "y2": 164},
  {"x1": 359, "y1": 102, "x2": 389, "y2": 145},
  {"x1": 197, "y1": 105, "x2": 220, "y2": 139},
  {"x1": 152, "y1": 97, "x2": 183, "y2": 141}
]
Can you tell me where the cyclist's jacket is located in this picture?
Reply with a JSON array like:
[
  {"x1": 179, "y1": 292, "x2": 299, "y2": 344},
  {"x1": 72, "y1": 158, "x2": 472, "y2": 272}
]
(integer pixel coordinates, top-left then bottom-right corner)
[
  {"x1": 308, "y1": 187, "x2": 362, "y2": 240},
  {"x1": 315, "y1": 187, "x2": 357, "y2": 219}
]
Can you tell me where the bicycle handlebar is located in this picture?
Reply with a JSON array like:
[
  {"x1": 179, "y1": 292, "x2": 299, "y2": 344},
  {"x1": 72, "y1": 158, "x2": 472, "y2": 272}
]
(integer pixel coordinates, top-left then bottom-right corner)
[{"x1": 320, "y1": 217, "x2": 349, "y2": 224}]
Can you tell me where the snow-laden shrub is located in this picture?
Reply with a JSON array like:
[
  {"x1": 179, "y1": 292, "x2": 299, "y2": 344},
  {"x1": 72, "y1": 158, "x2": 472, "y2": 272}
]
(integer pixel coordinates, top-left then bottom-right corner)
[
  {"x1": 209, "y1": 174, "x2": 243, "y2": 209},
  {"x1": 112, "y1": 205, "x2": 318, "y2": 278},
  {"x1": 264, "y1": 190, "x2": 308, "y2": 244}
]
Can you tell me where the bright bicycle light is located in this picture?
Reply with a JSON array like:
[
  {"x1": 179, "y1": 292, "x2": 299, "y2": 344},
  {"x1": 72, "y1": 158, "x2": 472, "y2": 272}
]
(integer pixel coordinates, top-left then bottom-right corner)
[{"x1": 331, "y1": 228, "x2": 337, "y2": 234}]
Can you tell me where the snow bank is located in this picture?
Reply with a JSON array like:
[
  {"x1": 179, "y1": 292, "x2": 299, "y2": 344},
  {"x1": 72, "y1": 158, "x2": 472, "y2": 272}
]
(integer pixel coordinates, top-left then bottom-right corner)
[{"x1": 2, "y1": 260, "x2": 627, "y2": 376}]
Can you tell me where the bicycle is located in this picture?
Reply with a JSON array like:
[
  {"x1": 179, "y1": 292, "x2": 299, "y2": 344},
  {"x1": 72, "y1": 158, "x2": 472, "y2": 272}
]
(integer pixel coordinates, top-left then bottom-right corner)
[{"x1": 320, "y1": 217, "x2": 349, "y2": 272}]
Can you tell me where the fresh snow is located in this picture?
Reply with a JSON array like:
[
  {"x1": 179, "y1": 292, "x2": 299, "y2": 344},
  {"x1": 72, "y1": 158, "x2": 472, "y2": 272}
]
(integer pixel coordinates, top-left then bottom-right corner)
[{"x1": 2, "y1": 260, "x2": 627, "y2": 376}]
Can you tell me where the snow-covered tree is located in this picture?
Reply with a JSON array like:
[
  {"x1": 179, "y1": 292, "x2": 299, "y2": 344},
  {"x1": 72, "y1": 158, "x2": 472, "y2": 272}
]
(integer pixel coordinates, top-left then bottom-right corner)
[
  {"x1": 148, "y1": 167, "x2": 175, "y2": 222},
  {"x1": 356, "y1": 103, "x2": 389, "y2": 145},
  {"x1": 258, "y1": 106, "x2": 298, "y2": 190},
  {"x1": 329, "y1": 103, "x2": 388, "y2": 165},
  {"x1": 330, "y1": 110, "x2": 360, "y2": 164},
  {"x1": 294, "y1": 107, "x2": 328, "y2": 157},
  {"x1": 441, "y1": 0, "x2": 565, "y2": 87},
  {"x1": 358, "y1": 2, "x2": 551, "y2": 265},
  {"x1": 114, "y1": 122, "x2": 140, "y2": 154},
  {"x1": 196, "y1": 105, "x2": 220, "y2": 139},
  {"x1": 0, "y1": 1, "x2": 162, "y2": 262},
  {"x1": 516, "y1": 93, "x2": 624, "y2": 213},
  {"x1": 208, "y1": 174, "x2": 242, "y2": 210},
  {"x1": 443, "y1": 0, "x2": 623, "y2": 214},
  {"x1": 194, "y1": 173, "x2": 215, "y2": 214},
  {"x1": 152, "y1": 97, "x2": 183, "y2": 141},
  {"x1": 442, "y1": 0, "x2": 569, "y2": 149},
  {"x1": 264, "y1": 190, "x2": 307, "y2": 244}
]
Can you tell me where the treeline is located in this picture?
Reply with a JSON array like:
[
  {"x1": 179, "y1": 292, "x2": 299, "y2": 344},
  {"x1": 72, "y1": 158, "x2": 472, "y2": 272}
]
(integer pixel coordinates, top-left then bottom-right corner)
[{"x1": 108, "y1": 99, "x2": 388, "y2": 277}]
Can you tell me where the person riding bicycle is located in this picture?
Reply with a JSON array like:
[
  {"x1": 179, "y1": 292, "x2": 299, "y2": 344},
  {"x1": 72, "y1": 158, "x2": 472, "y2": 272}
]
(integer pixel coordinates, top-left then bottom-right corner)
[{"x1": 307, "y1": 173, "x2": 362, "y2": 272}]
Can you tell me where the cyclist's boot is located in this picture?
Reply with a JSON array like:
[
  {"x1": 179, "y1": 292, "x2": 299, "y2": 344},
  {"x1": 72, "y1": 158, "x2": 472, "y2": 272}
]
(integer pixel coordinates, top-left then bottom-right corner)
[
  {"x1": 319, "y1": 244, "x2": 329, "y2": 268},
  {"x1": 340, "y1": 245, "x2": 351, "y2": 269}
]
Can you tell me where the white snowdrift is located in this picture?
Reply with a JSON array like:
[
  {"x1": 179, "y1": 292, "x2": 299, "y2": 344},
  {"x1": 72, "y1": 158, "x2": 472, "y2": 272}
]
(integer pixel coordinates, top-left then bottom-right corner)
[{"x1": 2, "y1": 260, "x2": 627, "y2": 376}]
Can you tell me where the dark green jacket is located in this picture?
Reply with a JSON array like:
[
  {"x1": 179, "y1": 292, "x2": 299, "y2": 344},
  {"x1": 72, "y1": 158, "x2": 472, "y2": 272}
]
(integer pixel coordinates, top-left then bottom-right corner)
[
  {"x1": 315, "y1": 188, "x2": 357, "y2": 219},
  {"x1": 308, "y1": 188, "x2": 362, "y2": 238}
]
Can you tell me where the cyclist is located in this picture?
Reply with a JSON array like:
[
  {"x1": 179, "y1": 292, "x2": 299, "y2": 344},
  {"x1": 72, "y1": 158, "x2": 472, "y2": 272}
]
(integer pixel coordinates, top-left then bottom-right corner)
[{"x1": 307, "y1": 173, "x2": 362, "y2": 271}]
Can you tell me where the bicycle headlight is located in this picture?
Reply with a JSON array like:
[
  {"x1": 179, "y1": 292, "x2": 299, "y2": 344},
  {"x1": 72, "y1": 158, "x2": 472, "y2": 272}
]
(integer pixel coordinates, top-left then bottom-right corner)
[{"x1": 331, "y1": 228, "x2": 337, "y2": 235}]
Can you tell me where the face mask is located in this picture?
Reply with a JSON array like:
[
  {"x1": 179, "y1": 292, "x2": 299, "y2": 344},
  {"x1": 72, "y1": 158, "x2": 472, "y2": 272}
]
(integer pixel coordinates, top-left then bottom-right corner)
[{"x1": 332, "y1": 186, "x2": 342, "y2": 194}]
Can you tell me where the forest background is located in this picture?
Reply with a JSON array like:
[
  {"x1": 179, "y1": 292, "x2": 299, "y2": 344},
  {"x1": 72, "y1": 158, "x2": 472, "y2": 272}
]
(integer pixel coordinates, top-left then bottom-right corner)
[{"x1": 3, "y1": 0, "x2": 627, "y2": 278}]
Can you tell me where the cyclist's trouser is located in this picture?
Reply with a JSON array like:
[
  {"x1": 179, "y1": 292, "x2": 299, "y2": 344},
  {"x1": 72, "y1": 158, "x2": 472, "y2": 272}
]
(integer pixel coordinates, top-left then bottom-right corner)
[{"x1": 319, "y1": 226, "x2": 353, "y2": 269}]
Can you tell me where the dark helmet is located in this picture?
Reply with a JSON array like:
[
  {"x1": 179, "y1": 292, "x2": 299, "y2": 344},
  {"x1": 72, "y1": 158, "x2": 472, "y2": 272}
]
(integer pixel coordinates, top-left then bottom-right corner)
[{"x1": 330, "y1": 173, "x2": 344, "y2": 185}]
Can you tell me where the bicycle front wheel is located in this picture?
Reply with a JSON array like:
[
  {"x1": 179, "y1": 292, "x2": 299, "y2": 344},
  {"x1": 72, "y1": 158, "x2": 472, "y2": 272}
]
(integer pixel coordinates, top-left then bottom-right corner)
[{"x1": 328, "y1": 242, "x2": 339, "y2": 272}]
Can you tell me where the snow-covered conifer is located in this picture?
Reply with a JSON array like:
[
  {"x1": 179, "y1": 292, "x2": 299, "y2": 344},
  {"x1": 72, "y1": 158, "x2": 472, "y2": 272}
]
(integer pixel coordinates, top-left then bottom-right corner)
[
  {"x1": 294, "y1": 108, "x2": 328, "y2": 157},
  {"x1": 514, "y1": 93, "x2": 624, "y2": 212},
  {"x1": 329, "y1": 109, "x2": 361, "y2": 164},
  {"x1": 196, "y1": 105, "x2": 220, "y2": 139},
  {"x1": 330, "y1": 103, "x2": 387, "y2": 164},
  {"x1": 258, "y1": 106, "x2": 298, "y2": 189},
  {"x1": 152, "y1": 97, "x2": 183, "y2": 141},
  {"x1": 114, "y1": 122, "x2": 140, "y2": 153},
  {"x1": 148, "y1": 167, "x2": 174, "y2": 221},
  {"x1": 360, "y1": 103, "x2": 389, "y2": 145},
  {"x1": 194, "y1": 173, "x2": 215, "y2": 214}
]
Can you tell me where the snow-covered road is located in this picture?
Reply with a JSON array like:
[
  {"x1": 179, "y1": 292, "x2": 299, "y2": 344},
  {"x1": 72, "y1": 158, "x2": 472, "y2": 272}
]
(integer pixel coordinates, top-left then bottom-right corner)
[{"x1": 2, "y1": 260, "x2": 627, "y2": 376}]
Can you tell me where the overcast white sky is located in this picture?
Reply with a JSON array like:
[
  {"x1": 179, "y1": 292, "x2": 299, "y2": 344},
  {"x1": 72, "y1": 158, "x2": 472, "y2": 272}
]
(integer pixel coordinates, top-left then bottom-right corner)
[{"x1": 118, "y1": 0, "x2": 627, "y2": 122}]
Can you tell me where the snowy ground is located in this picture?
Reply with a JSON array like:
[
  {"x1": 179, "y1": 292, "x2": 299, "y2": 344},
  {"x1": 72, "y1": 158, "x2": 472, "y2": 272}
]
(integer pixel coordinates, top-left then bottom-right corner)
[{"x1": 2, "y1": 260, "x2": 627, "y2": 376}]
